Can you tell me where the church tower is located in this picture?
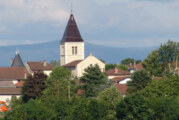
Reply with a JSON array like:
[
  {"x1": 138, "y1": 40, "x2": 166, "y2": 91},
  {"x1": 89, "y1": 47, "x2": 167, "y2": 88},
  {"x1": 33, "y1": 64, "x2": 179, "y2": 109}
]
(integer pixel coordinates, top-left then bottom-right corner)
[{"x1": 60, "y1": 13, "x2": 84, "y2": 66}]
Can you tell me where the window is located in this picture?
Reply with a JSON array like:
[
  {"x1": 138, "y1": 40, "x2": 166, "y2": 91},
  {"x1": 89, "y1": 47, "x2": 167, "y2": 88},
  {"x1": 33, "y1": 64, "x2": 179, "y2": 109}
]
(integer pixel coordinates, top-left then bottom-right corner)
[
  {"x1": 72, "y1": 47, "x2": 74, "y2": 55},
  {"x1": 75, "y1": 47, "x2": 77, "y2": 55}
]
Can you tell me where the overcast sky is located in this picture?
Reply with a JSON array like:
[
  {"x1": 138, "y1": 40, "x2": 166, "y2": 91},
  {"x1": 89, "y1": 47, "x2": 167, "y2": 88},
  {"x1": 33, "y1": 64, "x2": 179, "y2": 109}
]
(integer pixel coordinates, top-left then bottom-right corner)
[{"x1": 0, "y1": 0, "x2": 178, "y2": 47}]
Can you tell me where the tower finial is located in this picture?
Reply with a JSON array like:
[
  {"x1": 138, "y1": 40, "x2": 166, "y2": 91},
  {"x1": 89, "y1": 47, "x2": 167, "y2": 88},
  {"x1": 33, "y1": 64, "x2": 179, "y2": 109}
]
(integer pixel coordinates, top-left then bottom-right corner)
[
  {"x1": 89, "y1": 50, "x2": 92, "y2": 56},
  {"x1": 16, "y1": 49, "x2": 19, "y2": 55},
  {"x1": 70, "y1": 2, "x2": 73, "y2": 14}
]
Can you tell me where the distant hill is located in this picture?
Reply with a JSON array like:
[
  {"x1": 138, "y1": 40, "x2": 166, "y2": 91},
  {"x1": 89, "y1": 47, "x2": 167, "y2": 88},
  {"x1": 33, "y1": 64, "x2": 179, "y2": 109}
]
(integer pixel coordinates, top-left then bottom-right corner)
[{"x1": 0, "y1": 40, "x2": 158, "y2": 67}]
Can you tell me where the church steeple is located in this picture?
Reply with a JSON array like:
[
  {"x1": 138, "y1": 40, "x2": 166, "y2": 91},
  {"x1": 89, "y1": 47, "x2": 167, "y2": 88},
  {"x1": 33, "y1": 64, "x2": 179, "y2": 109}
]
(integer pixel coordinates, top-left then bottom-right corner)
[
  {"x1": 11, "y1": 51, "x2": 24, "y2": 67},
  {"x1": 61, "y1": 13, "x2": 84, "y2": 43}
]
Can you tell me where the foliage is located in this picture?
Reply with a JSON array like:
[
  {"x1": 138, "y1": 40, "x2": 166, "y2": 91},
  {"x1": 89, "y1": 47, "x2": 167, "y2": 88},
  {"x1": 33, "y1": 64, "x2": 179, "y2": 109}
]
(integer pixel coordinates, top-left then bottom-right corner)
[
  {"x1": 143, "y1": 50, "x2": 164, "y2": 76},
  {"x1": 121, "y1": 58, "x2": 141, "y2": 65},
  {"x1": 43, "y1": 67, "x2": 75, "y2": 98},
  {"x1": 105, "y1": 64, "x2": 116, "y2": 71},
  {"x1": 50, "y1": 60, "x2": 60, "y2": 67},
  {"x1": 127, "y1": 70, "x2": 152, "y2": 94},
  {"x1": 117, "y1": 64, "x2": 128, "y2": 71},
  {"x1": 80, "y1": 64, "x2": 106, "y2": 97},
  {"x1": 98, "y1": 86, "x2": 121, "y2": 120},
  {"x1": 22, "y1": 72, "x2": 47, "y2": 102},
  {"x1": 141, "y1": 75, "x2": 179, "y2": 98},
  {"x1": 116, "y1": 93, "x2": 153, "y2": 120},
  {"x1": 4, "y1": 99, "x2": 56, "y2": 120}
]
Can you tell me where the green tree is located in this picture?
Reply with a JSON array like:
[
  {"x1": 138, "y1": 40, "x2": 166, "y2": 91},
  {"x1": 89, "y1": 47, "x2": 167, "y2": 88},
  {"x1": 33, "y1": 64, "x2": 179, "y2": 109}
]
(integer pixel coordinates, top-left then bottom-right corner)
[
  {"x1": 121, "y1": 58, "x2": 141, "y2": 65},
  {"x1": 127, "y1": 70, "x2": 152, "y2": 94},
  {"x1": 116, "y1": 93, "x2": 153, "y2": 120},
  {"x1": 43, "y1": 67, "x2": 74, "y2": 98},
  {"x1": 4, "y1": 99, "x2": 56, "y2": 120},
  {"x1": 22, "y1": 72, "x2": 47, "y2": 102},
  {"x1": 80, "y1": 64, "x2": 106, "y2": 97},
  {"x1": 50, "y1": 60, "x2": 60, "y2": 67},
  {"x1": 143, "y1": 50, "x2": 163, "y2": 76},
  {"x1": 98, "y1": 86, "x2": 121, "y2": 120},
  {"x1": 105, "y1": 64, "x2": 116, "y2": 71}
]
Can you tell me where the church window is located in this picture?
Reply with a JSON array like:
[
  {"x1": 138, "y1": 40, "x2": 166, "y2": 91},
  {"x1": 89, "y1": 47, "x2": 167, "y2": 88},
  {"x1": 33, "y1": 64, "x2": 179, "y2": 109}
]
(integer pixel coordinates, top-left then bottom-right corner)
[
  {"x1": 75, "y1": 47, "x2": 77, "y2": 55},
  {"x1": 72, "y1": 47, "x2": 75, "y2": 55}
]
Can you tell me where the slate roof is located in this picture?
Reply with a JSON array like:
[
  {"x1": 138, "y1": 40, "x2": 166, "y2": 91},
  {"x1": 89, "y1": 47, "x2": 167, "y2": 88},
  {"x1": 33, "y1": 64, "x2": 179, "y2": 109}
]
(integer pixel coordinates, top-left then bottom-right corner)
[
  {"x1": 27, "y1": 61, "x2": 53, "y2": 71},
  {"x1": 63, "y1": 60, "x2": 83, "y2": 67},
  {"x1": 0, "y1": 88, "x2": 21, "y2": 95},
  {"x1": 0, "y1": 67, "x2": 28, "y2": 80},
  {"x1": 61, "y1": 13, "x2": 84, "y2": 43},
  {"x1": 11, "y1": 52, "x2": 24, "y2": 67}
]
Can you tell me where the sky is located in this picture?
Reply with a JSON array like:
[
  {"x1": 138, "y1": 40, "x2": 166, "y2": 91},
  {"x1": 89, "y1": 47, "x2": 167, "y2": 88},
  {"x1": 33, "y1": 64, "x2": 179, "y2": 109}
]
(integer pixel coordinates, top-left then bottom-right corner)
[{"x1": 0, "y1": 0, "x2": 179, "y2": 47}]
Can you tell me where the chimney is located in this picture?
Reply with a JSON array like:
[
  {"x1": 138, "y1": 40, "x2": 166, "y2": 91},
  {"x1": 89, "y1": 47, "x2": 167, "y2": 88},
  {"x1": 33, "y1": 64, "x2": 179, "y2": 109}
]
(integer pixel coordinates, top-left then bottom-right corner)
[
  {"x1": 134, "y1": 61, "x2": 136, "y2": 68},
  {"x1": 129, "y1": 63, "x2": 132, "y2": 66},
  {"x1": 115, "y1": 67, "x2": 118, "y2": 74},
  {"x1": 43, "y1": 61, "x2": 47, "y2": 66}
]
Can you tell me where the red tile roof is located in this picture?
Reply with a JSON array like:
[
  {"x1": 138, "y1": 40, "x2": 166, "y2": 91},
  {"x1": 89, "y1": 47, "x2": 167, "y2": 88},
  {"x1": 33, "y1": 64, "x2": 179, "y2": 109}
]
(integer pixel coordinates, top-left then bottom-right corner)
[
  {"x1": 27, "y1": 61, "x2": 53, "y2": 71},
  {"x1": 113, "y1": 77, "x2": 129, "y2": 83},
  {"x1": 15, "y1": 81, "x2": 24, "y2": 88},
  {"x1": 63, "y1": 60, "x2": 83, "y2": 67},
  {"x1": 0, "y1": 88, "x2": 21, "y2": 95},
  {"x1": 0, "y1": 81, "x2": 16, "y2": 88},
  {"x1": 115, "y1": 84, "x2": 128, "y2": 95},
  {"x1": 0, "y1": 67, "x2": 28, "y2": 80},
  {"x1": 127, "y1": 63, "x2": 145, "y2": 70},
  {"x1": 106, "y1": 69, "x2": 130, "y2": 76}
]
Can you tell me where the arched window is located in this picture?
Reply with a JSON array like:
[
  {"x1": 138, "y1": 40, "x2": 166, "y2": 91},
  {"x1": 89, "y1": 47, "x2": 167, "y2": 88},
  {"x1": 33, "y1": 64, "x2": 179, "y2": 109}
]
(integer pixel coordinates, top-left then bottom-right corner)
[
  {"x1": 72, "y1": 47, "x2": 74, "y2": 55},
  {"x1": 75, "y1": 47, "x2": 77, "y2": 55}
]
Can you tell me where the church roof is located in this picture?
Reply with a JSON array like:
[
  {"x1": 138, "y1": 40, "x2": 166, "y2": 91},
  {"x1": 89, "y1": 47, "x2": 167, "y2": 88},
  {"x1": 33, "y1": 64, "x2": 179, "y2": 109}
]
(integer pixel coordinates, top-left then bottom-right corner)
[
  {"x1": 63, "y1": 60, "x2": 83, "y2": 67},
  {"x1": 61, "y1": 13, "x2": 84, "y2": 43},
  {"x1": 11, "y1": 52, "x2": 24, "y2": 67}
]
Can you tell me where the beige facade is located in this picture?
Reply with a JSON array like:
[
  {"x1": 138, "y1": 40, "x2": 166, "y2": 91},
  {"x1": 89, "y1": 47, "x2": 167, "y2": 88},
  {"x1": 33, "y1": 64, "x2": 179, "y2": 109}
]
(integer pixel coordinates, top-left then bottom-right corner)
[
  {"x1": 71, "y1": 54, "x2": 105, "y2": 77},
  {"x1": 60, "y1": 42, "x2": 84, "y2": 66}
]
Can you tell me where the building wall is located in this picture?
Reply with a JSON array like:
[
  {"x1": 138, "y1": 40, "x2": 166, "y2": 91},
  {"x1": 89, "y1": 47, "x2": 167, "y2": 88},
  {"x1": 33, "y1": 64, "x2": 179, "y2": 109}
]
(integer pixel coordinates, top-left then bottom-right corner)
[
  {"x1": 0, "y1": 95, "x2": 21, "y2": 105},
  {"x1": 44, "y1": 70, "x2": 52, "y2": 76},
  {"x1": 108, "y1": 75, "x2": 131, "y2": 80},
  {"x1": 60, "y1": 42, "x2": 84, "y2": 66},
  {"x1": 75, "y1": 55, "x2": 105, "y2": 77}
]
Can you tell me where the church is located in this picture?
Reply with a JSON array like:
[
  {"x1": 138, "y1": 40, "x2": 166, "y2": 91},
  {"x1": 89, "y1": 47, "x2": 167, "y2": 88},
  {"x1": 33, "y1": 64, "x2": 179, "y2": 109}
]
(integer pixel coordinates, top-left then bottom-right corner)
[{"x1": 60, "y1": 12, "x2": 105, "y2": 77}]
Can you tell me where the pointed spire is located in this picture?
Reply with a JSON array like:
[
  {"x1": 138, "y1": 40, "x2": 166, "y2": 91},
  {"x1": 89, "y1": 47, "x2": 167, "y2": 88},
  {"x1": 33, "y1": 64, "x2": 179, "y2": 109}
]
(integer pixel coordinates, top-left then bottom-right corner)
[
  {"x1": 61, "y1": 12, "x2": 84, "y2": 43},
  {"x1": 11, "y1": 51, "x2": 24, "y2": 67}
]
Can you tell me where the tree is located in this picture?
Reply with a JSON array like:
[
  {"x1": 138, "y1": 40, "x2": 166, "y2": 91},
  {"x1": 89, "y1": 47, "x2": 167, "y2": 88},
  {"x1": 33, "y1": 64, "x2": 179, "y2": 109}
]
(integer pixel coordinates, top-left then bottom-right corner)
[
  {"x1": 22, "y1": 72, "x2": 47, "y2": 102},
  {"x1": 116, "y1": 93, "x2": 153, "y2": 120},
  {"x1": 143, "y1": 50, "x2": 164, "y2": 76},
  {"x1": 50, "y1": 60, "x2": 60, "y2": 67},
  {"x1": 80, "y1": 64, "x2": 106, "y2": 97},
  {"x1": 105, "y1": 64, "x2": 116, "y2": 71},
  {"x1": 121, "y1": 58, "x2": 141, "y2": 65},
  {"x1": 98, "y1": 87, "x2": 121, "y2": 120},
  {"x1": 4, "y1": 99, "x2": 56, "y2": 120},
  {"x1": 127, "y1": 70, "x2": 152, "y2": 94},
  {"x1": 43, "y1": 67, "x2": 74, "y2": 98}
]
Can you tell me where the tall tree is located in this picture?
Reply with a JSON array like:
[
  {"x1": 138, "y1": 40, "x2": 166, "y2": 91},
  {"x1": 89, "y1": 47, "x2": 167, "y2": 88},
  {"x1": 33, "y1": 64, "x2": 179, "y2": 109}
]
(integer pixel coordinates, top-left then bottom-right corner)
[
  {"x1": 127, "y1": 70, "x2": 152, "y2": 94},
  {"x1": 22, "y1": 72, "x2": 47, "y2": 102},
  {"x1": 121, "y1": 58, "x2": 141, "y2": 65},
  {"x1": 43, "y1": 67, "x2": 74, "y2": 98},
  {"x1": 80, "y1": 64, "x2": 106, "y2": 97}
]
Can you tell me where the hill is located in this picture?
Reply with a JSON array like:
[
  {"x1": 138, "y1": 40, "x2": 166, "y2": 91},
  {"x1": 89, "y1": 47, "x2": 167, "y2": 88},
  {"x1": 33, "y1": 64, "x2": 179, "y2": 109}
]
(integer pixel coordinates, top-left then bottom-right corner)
[{"x1": 0, "y1": 40, "x2": 157, "y2": 66}]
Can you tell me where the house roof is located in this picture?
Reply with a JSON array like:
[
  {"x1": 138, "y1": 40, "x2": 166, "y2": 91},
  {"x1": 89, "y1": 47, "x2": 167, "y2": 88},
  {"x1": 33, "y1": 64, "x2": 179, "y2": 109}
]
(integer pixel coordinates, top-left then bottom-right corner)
[
  {"x1": 63, "y1": 60, "x2": 83, "y2": 67},
  {"x1": 127, "y1": 63, "x2": 145, "y2": 70},
  {"x1": 106, "y1": 69, "x2": 130, "y2": 76},
  {"x1": 15, "y1": 81, "x2": 24, "y2": 88},
  {"x1": 61, "y1": 13, "x2": 84, "y2": 43},
  {"x1": 11, "y1": 52, "x2": 24, "y2": 67},
  {"x1": 115, "y1": 84, "x2": 128, "y2": 95},
  {"x1": 27, "y1": 61, "x2": 53, "y2": 71},
  {"x1": 0, "y1": 81, "x2": 16, "y2": 88},
  {"x1": 0, "y1": 88, "x2": 21, "y2": 95},
  {"x1": 112, "y1": 77, "x2": 130, "y2": 83},
  {"x1": 0, "y1": 67, "x2": 27, "y2": 80}
]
